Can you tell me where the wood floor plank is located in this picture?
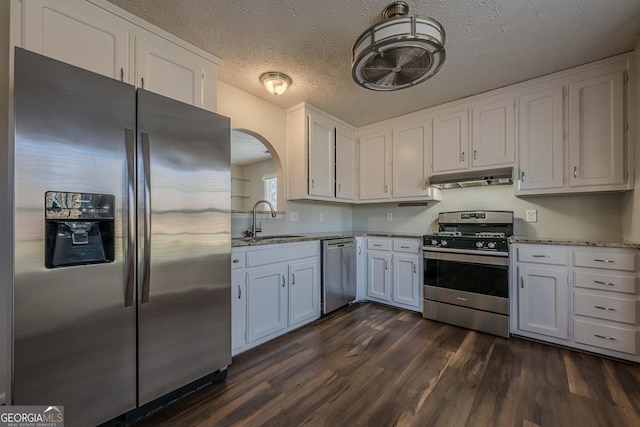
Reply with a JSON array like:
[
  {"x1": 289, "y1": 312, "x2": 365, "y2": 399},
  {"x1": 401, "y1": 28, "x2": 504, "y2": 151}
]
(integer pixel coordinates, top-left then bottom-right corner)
[{"x1": 133, "y1": 303, "x2": 640, "y2": 427}]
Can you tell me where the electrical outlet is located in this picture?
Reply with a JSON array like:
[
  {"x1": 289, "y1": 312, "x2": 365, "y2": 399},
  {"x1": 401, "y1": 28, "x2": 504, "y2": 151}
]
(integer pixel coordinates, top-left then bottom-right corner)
[
  {"x1": 290, "y1": 211, "x2": 299, "y2": 222},
  {"x1": 319, "y1": 213, "x2": 324, "y2": 222},
  {"x1": 386, "y1": 212, "x2": 393, "y2": 222},
  {"x1": 526, "y1": 209, "x2": 537, "y2": 223}
]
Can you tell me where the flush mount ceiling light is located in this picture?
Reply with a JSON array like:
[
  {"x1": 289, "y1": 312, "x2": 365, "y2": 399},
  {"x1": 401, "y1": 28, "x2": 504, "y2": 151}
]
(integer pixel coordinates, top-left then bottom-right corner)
[
  {"x1": 260, "y1": 72, "x2": 291, "y2": 96},
  {"x1": 352, "y1": 1, "x2": 446, "y2": 91}
]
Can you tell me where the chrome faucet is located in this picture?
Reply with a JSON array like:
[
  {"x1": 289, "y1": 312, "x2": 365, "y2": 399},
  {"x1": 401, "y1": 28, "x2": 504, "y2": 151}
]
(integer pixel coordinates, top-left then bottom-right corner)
[{"x1": 246, "y1": 199, "x2": 277, "y2": 238}]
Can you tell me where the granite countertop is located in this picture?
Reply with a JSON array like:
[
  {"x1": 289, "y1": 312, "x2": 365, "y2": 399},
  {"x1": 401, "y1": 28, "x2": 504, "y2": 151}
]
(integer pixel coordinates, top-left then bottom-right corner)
[
  {"x1": 509, "y1": 236, "x2": 640, "y2": 250},
  {"x1": 232, "y1": 231, "x2": 425, "y2": 247}
]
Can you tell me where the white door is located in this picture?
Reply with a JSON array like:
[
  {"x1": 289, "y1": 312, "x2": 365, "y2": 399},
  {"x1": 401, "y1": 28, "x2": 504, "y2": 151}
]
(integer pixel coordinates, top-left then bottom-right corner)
[
  {"x1": 23, "y1": 0, "x2": 130, "y2": 81},
  {"x1": 517, "y1": 86, "x2": 565, "y2": 192},
  {"x1": 335, "y1": 124, "x2": 358, "y2": 200},
  {"x1": 471, "y1": 98, "x2": 515, "y2": 167},
  {"x1": 392, "y1": 122, "x2": 431, "y2": 198},
  {"x1": 517, "y1": 265, "x2": 568, "y2": 340},
  {"x1": 135, "y1": 35, "x2": 204, "y2": 108},
  {"x1": 246, "y1": 266, "x2": 288, "y2": 342},
  {"x1": 568, "y1": 71, "x2": 625, "y2": 188},
  {"x1": 231, "y1": 271, "x2": 246, "y2": 353},
  {"x1": 359, "y1": 130, "x2": 391, "y2": 200},
  {"x1": 289, "y1": 260, "x2": 319, "y2": 327},
  {"x1": 367, "y1": 251, "x2": 391, "y2": 301},
  {"x1": 392, "y1": 253, "x2": 420, "y2": 308},
  {"x1": 432, "y1": 109, "x2": 469, "y2": 173},
  {"x1": 307, "y1": 112, "x2": 336, "y2": 198}
]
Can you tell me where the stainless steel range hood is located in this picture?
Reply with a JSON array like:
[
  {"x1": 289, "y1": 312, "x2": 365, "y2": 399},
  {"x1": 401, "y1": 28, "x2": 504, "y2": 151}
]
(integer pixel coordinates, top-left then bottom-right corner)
[{"x1": 430, "y1": 167, "x2": 513, "y2": 189}]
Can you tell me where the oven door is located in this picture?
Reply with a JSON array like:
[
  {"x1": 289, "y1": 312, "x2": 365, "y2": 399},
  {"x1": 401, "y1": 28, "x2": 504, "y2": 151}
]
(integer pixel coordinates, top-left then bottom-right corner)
[{"x1": 423, "y1": 249, "x2": 509, "y2": 314}]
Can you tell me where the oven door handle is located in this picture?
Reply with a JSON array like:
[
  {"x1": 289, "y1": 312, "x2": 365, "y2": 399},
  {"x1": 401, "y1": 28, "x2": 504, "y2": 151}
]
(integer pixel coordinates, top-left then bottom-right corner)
[{"x1": 423, "y1": 249, "x2": 509, "y2": 266}]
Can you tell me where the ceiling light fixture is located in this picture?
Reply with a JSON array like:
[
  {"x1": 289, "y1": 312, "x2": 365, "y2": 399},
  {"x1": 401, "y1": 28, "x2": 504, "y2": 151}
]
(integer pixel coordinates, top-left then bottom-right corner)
[
  {"x1": 352, "y1": 1, "x2": 446, "y2": 91},
  {"x1": 260, "y1": 72, "x2": 291, "y2": 96}
]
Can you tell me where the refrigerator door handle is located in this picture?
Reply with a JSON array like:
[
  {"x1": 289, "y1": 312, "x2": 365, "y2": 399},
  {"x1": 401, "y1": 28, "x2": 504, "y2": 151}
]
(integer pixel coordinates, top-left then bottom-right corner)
[
  {"x1": 141, "y1": 131, "x2": 152, "y2": 304},
  {"x1": 125, "y1": 127, "x2": 136, "y2": 307}
]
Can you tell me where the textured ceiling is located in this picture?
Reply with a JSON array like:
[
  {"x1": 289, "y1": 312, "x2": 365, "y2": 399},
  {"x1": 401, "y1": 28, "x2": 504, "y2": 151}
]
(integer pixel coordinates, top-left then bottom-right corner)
[{"x1": 107, "y1": 0, "x2": 640, "y2": 127}]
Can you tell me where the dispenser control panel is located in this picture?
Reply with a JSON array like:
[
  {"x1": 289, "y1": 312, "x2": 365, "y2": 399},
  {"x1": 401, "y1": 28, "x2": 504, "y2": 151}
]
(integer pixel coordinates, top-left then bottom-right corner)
[{"x1": 45, "y1": 192, "x2": 114, "y2": 220}]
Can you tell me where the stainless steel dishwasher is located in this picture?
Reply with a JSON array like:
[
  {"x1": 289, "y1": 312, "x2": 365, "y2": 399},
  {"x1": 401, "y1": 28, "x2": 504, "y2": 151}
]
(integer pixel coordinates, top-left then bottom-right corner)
[{"x1": 322, "y1": 238, "x2": 357, "y2": 314}]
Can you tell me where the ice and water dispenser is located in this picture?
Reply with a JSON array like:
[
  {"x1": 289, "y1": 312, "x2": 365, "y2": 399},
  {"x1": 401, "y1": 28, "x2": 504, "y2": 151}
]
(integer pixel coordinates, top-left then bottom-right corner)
[{"x1": 44, "y1": 191, "x2": 115, "y2": 268}]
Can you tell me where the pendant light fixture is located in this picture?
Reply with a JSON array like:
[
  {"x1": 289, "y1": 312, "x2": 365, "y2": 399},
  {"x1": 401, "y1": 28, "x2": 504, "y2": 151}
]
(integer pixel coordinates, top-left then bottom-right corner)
[
  {"x1": 260, "y1": 72, "x2": 292, "y2": 96},
  {"x1": 352, "y1": 1, "x2": 446, "y2": 91}
]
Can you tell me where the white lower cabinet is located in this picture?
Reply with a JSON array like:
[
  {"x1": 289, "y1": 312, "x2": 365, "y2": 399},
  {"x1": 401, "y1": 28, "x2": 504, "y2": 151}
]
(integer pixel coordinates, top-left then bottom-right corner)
[
  {"x1": 366, "y1": 238, "x2": 421, "y2": 311},
  {"x1": 231, "y1": 242, "x2": 320, "y2": 356},
  {"x1": 512, "y1": 243, "x2": 640, "y2": 362}
]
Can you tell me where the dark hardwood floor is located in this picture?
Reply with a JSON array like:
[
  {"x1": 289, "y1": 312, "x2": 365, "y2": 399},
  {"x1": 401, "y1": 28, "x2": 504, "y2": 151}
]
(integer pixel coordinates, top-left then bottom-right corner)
[{"x1": 133, "y1": 302, "x2": 640, "y2": 427}]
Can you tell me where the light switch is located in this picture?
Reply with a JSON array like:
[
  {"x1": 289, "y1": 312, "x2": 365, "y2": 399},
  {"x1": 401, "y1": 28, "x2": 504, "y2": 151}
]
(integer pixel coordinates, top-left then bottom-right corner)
[
  {"x1": 386, "y1": 212, "x2": 393, "y2": 222},
  {"x1": 290, "y1": 211, "x2": 299, "y2": 222},
  {"x1": 526, "y1": 209, "x2": 537, "y2": 223}
]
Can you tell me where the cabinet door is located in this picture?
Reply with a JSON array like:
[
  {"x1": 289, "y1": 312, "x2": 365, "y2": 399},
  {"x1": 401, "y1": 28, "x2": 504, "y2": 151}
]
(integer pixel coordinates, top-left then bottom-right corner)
[
  {"x1": 568, "y1": 71, "x2": 625, "y2": 188},
  {"x1": 246, "y1": 266, "x2": 288, "y2": 342},
  {"x1": 135, "y1": 35, "x2": 204, "y2": 108},
  {"x1": 517, "y1": 265, "x2": 568, "y2": 340},
  {"x1": 231, "y1": 271, "x2": 246, "y2": 353},
  {"x1": 472, "y1": 98, "x2": 515, "y2": 167},
  {"x1": 360, "y1": 130, "x2": 391, "y2": 200},
  {"x1": 367, "y1": 251, "x2": 392, "y2": 301},
  {"x1": 432, "y1": 109, "x2": 469, "y2": 173},
  {"x1": 307, "y1": 112, "x2": 336, "y2": 198},
  {"x1": 392, "y1": 253, "x2": 420, "y2": 308},
  {"x1": 517, "y1": 86, "x2": 565, "y2": 192},
  {"x1": 392, "y1": 122, "x2": 431, "y2": 198},
  {"x1": 336, "y1": 124, "x2": 357, "y2": 200},
  {"x1": 289, "y1": 260, "x2": 319, "y2": 327},
  {"x1": 23, "y1": 0, "x2": 129, "y2": 81}
]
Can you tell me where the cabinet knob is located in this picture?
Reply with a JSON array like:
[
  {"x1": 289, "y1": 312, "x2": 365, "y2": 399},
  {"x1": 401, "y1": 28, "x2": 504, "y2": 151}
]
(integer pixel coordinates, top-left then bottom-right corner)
[
  {"x1": 573, "y1": 166, "x2": 577, "y2": 178},
  {"x1": 521, "y1": 171, "x2": 525, "y2": 182},
  {"x1": 238, "y1": 285, "x2": 242, "y2": 299},
  {"x1": 282, "y1": 276, "x2": 285, "y2": 287},
  {"x1": 461, "y1": 151, "x2": 465, "y2": 162},
  {"x1": 473, "y1": 150, "x2": 477, "y2": 160},
  {"x1": 233, "y1": 258, "x2": 240, "y2": 263}
]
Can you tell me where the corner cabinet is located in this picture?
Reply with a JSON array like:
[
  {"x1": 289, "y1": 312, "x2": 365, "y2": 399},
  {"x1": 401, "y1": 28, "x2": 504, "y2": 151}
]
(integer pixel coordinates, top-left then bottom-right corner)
[
  {"x1": 515, "y1": 60, "x2": 631, "y2": 195},
  {"x1": 365, "y1": 237, "x2": 421, "y2": 311},
  {"x1": 359, "y1": 121, "x2": 441, "y2": 202},
  {"x1": 17, "y1": 0, "x2": 219, "y2": 112},
  {"x1": 511, "y1": 243, "x2": 640, "y2": 363},
  {"x1": 432, "y1": 96, "x2": 515, "y2": 174},
  {"x1": 287, "y1": 103, "x2": 357, "y2": 202},
  {"x1": 231, "y1": 241, "x2": 320, "y2": 356}
]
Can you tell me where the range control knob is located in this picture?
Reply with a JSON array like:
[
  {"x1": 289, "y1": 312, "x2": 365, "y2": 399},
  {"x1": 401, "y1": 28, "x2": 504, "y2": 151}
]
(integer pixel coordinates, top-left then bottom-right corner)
[
  {"x1": 487, "y1": 242, "x2": 496, "y2": 249},
  {"x1": 441, "y1": 240, "x2": 448, "y2": 246},
  {"x1": 430, "y1": 239, "x2": 439, "y2": 246},
  {"x1": 476, "y1": 241, "x2": 484, "y2": 248}
]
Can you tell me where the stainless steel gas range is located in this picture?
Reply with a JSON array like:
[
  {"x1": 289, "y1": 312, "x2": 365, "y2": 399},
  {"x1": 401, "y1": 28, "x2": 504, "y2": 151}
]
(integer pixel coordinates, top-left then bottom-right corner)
[{"x1": 422, "y1": 211, "x2": 513, "y2": 338}]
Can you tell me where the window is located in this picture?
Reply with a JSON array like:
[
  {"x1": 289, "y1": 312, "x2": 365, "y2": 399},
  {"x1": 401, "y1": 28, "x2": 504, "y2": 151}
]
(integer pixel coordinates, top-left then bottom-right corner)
[{"x1": 263, "y1": 173, "x2": 277, "y2": 210}]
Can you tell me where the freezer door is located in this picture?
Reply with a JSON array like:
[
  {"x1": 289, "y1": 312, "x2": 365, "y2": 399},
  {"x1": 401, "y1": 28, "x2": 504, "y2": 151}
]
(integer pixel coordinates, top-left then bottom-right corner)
[
  {"x1": 136, "y1": 89, "x2": 231, "y2": 405},
  {"x1": 13, "y1": 49, "x2": 137, "y2": 426}
]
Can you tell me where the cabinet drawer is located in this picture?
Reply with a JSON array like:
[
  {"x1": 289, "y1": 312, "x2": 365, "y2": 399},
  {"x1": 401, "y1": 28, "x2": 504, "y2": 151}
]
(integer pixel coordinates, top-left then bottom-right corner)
[
  {"x1": 574, "y1": 318, "x2": 638, "y2": 355},
  {"x1": 246, "y1": 242, "x2": 318, "y2": 267},
  {"x1": 517, "y1": 246, "x2": 567, "y2": 265},
  {"x1": 368, "y1": 239, "x2": 392, "y2": 251},
  {"x1": 393, "y1": 239, "x2": 420, "y2": 253},
  {"x1": 573, "y1": 250, "x2": 637, "y2": 271},
  {"x1": 231, "y1": 251, "x2": 245, "y2": 269},
  {"x1": 574, "y1": 291, "x2": 638, "y2": 324},
  {"x1": 574, "y1": 271, "x2": 638, "y2": 294}
]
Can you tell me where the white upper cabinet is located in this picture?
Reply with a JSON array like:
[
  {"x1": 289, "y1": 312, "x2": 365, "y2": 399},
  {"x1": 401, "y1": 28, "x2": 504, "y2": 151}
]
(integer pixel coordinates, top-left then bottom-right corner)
[
  {"x1": 135, "y1": 35, "x2": 205, "y2": 109},
  {"x1": 471, "y1": 98, "x2": 515, "y2": 167},
  {"x1": 287, "y1": 103, "x2": 357, "y2": 202},
  {"x1": 432, "y1": 109, "x2": 469, "y2": 173},
  {"x1": 359, "y1": 129, "x2": 391, "y2": 200},
  {"x1": 22, "y1": 0, "x2": 130, "y2": 82},
  {"x1": 392, "y1": 122, "x2": 432, "y2": 198},
  {"x1": 335, "y1": 124, "x2": 358, "y2": 200},
  {"x1": 17, "y1": 0, "x2": 219, "y2": 111},
  {"x1": 515, "y1": 60, "x2": 631, "y2": 195},
  {"x1": 568, "y1": 70, "x2": 626, "y2": 189},
  {"x1": 516, "y1": 85, "x2": 565, "y2": 194},
  {"x1": 359, "y1": 120, "x2": 441, "y2": 202},
  {"x1": 307, "y1": 111, "x2": 335, "y2": 198}
]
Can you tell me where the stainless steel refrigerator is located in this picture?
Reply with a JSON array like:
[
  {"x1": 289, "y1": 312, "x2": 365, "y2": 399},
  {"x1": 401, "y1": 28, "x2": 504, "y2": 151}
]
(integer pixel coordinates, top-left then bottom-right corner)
[{"x1": 12, "y1": 48, "x2": 231, "y2": 426}]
